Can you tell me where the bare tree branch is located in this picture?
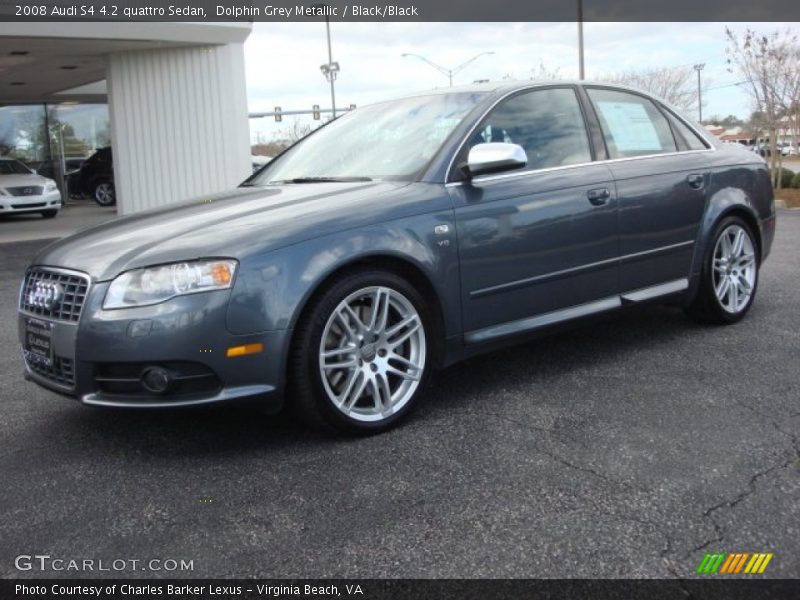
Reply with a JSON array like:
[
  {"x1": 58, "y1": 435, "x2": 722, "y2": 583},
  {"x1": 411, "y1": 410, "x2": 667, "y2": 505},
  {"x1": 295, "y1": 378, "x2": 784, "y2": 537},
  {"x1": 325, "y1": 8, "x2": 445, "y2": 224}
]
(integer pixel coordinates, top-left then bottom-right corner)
[
  {"x1": 603, "y1": 66, "x2": 699, "y2": 113},
  {"x1": 726, "y1": 27, "x2": 800, "y2": 188}
]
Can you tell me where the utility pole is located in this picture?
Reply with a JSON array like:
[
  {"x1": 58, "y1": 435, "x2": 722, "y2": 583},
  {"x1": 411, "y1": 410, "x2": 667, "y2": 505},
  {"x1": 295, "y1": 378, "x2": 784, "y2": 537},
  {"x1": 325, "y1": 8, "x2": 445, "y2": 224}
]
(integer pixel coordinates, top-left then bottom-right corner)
[
  {"x1": 694, "y1": 63, "x2": 705, "y2": 123},
  {"x1": 577, "y1": 0, "x2": 585, "y2": 80}
]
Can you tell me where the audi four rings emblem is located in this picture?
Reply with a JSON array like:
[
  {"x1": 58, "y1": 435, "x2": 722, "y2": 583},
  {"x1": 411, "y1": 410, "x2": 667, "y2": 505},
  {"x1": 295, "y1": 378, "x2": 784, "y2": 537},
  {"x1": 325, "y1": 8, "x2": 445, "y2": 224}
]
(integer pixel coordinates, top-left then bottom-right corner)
[{"x1": 28, "y1": 282, "x2": 64, "y2": 310}]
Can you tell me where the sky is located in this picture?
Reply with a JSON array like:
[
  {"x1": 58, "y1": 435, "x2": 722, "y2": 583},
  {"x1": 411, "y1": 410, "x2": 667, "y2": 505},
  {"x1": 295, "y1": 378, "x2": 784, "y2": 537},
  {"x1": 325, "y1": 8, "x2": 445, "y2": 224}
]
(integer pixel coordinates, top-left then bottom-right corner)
[{"x1": 244, "y1": 21, "x2": 798, "y2": 144}]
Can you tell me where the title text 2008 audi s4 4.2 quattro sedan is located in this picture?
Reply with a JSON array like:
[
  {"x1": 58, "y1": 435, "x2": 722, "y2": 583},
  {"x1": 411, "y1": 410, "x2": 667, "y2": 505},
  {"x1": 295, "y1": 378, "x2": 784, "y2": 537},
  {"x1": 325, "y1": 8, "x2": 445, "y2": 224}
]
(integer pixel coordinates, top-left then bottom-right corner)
[{"x1": 18, "y1": 82, "x2": 775, "y2": 433}]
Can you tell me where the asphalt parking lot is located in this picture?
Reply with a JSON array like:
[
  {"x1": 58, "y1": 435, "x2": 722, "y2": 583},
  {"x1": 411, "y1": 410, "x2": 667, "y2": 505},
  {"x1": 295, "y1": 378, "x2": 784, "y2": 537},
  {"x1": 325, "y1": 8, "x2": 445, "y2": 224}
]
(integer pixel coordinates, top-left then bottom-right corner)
[{"x1": 0, "y1": 211, "x2": 798, "y2": 580}]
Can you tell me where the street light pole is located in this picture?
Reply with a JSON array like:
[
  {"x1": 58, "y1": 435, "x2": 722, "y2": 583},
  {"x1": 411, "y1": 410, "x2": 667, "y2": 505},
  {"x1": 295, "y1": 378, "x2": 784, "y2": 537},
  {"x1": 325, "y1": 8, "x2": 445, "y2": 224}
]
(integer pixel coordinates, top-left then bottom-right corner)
[
  {"x1": 401, "y1": 52, "x2": 495, "y2": 87},
  {"x1": 322, "y1": 15, "x2": 337, "y2": 118},
  {"x1": 577, "y1": 0, "x2": 585, "y2": 80},
  {"x1": 694, "y1": 63, "x2": 705, "y2": 123}
]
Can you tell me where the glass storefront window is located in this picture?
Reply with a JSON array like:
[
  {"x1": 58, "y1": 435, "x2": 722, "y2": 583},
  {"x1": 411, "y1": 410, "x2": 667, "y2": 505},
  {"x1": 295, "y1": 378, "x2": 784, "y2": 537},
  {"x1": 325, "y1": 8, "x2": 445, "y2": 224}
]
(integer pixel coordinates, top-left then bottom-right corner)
[
  {"x1": 0, "y1": 104, "x2": 50, "y2": 171},
  {"x1": 0, "y1": 102, "x2": 110, "y2": 196}
]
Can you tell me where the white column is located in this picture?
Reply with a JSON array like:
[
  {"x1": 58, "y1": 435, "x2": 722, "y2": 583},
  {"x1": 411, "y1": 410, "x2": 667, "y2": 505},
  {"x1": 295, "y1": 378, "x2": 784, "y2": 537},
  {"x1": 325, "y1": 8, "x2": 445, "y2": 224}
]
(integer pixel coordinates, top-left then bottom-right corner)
[{"x1": 107, "y1": 43, "x2": 251, "y2": 215}]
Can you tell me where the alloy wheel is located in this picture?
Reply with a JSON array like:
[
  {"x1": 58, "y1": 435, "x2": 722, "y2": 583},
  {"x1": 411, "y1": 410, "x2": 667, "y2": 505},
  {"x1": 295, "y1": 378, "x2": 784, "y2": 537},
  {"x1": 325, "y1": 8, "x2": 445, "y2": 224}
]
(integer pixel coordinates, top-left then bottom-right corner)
[
  {"x1": 95, "y1": 182, "x2": 114, "y2": 206},
  {"x1": 712, "y1": 224, "x2": 757, "y2": 314},
  {"x1": 318, "y1": 286, "x2": 426, "y2": 422}
]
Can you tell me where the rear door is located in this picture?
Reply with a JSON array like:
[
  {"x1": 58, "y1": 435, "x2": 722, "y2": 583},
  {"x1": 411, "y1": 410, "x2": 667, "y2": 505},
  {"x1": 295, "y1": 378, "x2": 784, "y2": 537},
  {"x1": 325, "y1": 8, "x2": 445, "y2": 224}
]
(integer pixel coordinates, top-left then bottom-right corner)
[{"x1": 584, "y1": 87, "x2": 711, "y2": 296}]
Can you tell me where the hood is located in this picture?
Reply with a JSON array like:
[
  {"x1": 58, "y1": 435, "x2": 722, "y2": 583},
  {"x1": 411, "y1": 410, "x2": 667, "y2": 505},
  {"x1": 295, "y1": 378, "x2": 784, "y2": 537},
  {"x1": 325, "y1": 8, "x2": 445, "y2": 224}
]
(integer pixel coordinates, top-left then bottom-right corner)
[
  {"x1": 0, "y1": 173, "x2": 53, "y2": 189},
  {"x1": 33, "y1": 181, "x2": 434, "y2": 281}
]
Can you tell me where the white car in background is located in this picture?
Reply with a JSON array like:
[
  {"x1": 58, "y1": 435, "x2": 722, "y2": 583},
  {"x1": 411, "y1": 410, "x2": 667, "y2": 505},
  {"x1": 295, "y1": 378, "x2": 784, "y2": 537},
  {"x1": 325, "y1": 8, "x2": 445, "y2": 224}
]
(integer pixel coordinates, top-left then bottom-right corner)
[{"x1": 0, "y1": 157, "x2": 62, "y2": 219}]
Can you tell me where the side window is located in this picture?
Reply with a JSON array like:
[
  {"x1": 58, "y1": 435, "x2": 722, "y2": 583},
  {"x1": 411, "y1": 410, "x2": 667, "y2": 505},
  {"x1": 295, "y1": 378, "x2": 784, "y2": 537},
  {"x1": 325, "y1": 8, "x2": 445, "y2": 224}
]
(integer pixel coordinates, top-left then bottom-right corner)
[
  {"x1": 666, "y1": 112, "x2": 710, "y2": 151},
  {"x1": 586, "y1": 88, "x2": 677, "y2": 158},
  {"x1": 467, "y1": 87, "x2": 593, "y2": 172}
]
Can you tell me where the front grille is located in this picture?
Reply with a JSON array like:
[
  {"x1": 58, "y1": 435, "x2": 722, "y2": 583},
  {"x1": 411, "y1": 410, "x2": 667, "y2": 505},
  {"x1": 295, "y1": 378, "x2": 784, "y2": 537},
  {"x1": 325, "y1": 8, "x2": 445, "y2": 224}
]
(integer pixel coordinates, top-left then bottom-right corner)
[
  {"x1": 26, "y1": 355, "x2": 75, "y2": 388},
  {"x1": 6, "y1": 186, "x2": 44, "y2": 196},
  {"x1": 20, "y1": 268, "x2": 90, "y2": 322}
]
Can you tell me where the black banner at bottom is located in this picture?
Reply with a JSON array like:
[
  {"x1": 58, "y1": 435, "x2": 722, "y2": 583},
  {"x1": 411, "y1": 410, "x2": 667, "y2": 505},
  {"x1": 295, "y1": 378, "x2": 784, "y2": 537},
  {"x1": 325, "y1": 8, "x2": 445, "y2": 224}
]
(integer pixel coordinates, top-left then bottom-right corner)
[{"x1": 2, "y1": 579, "x2": 799, "y2": 600}]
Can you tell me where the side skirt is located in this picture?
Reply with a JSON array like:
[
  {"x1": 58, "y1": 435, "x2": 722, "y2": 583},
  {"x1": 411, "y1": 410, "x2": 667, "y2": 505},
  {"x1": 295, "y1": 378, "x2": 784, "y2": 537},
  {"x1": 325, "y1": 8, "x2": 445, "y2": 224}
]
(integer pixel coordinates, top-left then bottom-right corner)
[{"x1": 464, "y1": 278, "x2": 689, "y2": 345}]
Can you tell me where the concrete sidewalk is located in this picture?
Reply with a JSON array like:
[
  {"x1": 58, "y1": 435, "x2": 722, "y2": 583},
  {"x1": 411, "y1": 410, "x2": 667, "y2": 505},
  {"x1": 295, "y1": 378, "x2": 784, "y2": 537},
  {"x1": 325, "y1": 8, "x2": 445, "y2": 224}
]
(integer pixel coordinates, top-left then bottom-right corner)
[{"x1": 0, "y1": 201, "x2": 117, "y2": 244}]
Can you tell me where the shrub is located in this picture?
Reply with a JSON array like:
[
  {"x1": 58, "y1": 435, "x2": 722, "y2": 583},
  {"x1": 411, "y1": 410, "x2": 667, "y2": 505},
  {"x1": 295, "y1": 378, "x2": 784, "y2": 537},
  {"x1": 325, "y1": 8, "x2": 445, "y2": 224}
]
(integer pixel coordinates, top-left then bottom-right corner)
[
  {"x1": 778, "y1": 167, "x2": 795, "y2": 189},
  {"x1": 792, "y1": 173, "x2": 800, "y2": 189}
]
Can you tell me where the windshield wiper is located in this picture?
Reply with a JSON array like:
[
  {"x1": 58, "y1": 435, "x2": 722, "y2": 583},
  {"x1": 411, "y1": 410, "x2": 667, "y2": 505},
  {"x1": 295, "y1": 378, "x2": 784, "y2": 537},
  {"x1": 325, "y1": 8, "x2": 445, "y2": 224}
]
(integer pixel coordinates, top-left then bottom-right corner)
[{"x1": 277, "y1": 176, "x2": 373, "y2": 184}]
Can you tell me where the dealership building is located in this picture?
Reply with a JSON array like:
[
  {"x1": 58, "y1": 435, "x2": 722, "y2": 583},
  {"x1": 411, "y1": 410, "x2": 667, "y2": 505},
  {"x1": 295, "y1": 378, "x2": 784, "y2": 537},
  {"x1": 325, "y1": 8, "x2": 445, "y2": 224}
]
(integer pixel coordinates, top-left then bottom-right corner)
[{"x1": 0, "y1": 23, "x2": 253, "y2": 214}]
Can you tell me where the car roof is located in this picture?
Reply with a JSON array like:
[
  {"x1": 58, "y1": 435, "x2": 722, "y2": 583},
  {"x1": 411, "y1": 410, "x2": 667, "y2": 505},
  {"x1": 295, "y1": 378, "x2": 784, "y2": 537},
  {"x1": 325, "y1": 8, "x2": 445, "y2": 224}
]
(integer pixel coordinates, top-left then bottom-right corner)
[{"x1": 366, "y1": 79, "x2": 676, "y2": 109}]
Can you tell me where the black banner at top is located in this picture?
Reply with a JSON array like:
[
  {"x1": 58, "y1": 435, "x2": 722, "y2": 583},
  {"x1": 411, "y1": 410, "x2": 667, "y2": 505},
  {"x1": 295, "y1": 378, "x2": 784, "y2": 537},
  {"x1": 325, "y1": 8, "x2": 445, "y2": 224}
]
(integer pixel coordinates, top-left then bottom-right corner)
[{"x1": 1, "y1": 0, "x2": 800, "y2": 22}]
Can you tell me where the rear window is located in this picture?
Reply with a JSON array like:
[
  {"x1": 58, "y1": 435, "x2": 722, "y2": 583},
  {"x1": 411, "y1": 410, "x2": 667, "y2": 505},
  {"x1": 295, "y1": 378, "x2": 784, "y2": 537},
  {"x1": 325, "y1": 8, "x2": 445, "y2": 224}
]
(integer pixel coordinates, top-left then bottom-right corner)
[{"x1": 587, "y1": 88, "x2": 677, "y2": 158}]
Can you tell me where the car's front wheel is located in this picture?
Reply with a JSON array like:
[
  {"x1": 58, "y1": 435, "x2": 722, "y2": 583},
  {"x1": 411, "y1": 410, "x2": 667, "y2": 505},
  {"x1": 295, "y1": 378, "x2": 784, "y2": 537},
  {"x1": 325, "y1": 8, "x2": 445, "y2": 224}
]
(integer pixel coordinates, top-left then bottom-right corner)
[
  {"x1": 40, "y1": 209, "x2": 58, "y2": 219},
  {"x1": 289, "y1": 270, "x2": 431, "y2": 433},
  {"x1": 685, "y1": 215, "x2": 759, "y2": 324}
]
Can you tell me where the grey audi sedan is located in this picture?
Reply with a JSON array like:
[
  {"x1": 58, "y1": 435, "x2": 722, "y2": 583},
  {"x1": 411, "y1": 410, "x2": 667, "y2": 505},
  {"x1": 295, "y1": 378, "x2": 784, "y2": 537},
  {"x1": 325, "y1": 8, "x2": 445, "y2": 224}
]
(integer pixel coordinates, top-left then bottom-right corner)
[{"x1": 19, "y1": 82, "x2": 775, "y2": 433}]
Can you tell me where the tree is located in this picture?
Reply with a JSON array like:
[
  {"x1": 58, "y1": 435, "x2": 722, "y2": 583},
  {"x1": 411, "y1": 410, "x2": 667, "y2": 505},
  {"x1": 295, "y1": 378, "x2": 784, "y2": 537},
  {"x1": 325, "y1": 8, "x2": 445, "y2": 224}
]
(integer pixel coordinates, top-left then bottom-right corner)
[
  {"x1": 604, "y1": 66, "x2": 698, "y2": 113},
  {"x1": 280, "y1": 117, "x2": 313, "y2": 143},
  {"x1": 726, "y1": 27, "x2": 800, "y2": 188},
  {"x1": 251, "y1": 118, "x2": 317, "y2": 158},
  {"x1": 530, "y1": 61, "x2": 562, "y2": 81},
  {"x1": 709, "y1": 114, "x2": 745, "y2": 129}
]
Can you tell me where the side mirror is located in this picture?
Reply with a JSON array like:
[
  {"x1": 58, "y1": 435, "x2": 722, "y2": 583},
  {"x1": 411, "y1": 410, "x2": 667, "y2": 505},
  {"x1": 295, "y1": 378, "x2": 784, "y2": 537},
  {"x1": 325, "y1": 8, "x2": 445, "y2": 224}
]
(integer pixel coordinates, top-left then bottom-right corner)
[{"x1": 465, "y1": 142, "x2": 527, "y2": 178}]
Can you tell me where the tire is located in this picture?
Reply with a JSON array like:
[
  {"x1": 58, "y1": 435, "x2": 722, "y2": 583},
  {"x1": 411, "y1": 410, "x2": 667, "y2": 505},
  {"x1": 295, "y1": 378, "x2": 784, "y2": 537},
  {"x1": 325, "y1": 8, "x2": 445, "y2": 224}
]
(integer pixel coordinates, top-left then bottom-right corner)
[
  {"x1": 684, "y1": 215, "x2": 759, "y2": 324},
  {"x1": 93, "y1": 181, "x2": 115, "y2": 206},
  {"x1": 288, "y1": 269, "x2": 432, "y2": 434},
  {"x1": 40, "y1": 210, "x2": 58, "y2": 219}
]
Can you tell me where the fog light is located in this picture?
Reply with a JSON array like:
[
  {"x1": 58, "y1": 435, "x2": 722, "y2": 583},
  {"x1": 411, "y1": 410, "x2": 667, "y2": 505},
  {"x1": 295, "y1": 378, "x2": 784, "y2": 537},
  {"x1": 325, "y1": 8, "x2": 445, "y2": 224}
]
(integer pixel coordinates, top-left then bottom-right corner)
[{"x1": 141, "y1": 367, "x2": 171, "y2": 394}]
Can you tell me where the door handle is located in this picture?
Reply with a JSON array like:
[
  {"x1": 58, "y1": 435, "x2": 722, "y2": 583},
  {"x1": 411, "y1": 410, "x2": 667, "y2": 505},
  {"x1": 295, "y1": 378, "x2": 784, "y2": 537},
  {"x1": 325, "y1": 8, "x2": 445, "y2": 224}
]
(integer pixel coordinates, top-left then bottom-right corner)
[
  {"x1": 587, "y1": 188, "x2": 611, "y2": 206},
  {"x1": 687, "y1": 174, "x2": 705, "y2": 189}
]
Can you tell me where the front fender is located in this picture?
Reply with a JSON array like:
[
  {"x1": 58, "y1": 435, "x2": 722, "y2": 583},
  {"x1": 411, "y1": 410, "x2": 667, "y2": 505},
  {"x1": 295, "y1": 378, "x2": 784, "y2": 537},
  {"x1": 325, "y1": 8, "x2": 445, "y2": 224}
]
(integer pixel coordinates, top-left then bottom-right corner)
[{"x1": 225, "y1": 210, "x2": 460, "y2": 341}]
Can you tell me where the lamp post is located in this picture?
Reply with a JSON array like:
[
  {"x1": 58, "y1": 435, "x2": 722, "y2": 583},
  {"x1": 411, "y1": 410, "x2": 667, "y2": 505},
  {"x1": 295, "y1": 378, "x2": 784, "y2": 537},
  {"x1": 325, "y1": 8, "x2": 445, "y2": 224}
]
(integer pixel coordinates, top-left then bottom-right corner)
[
  {"x1": 319, "y1": 12, "x2": 339, "y2": 118},
  {"x1": 577, "y1": 0, "x2": 585, "y2": 80},
  {"x1": 401, "y1": 51, "x2": 495, "y2": 87},
  {"x1": 694, "y1": 63, "x2": 705, "y2": 123}
]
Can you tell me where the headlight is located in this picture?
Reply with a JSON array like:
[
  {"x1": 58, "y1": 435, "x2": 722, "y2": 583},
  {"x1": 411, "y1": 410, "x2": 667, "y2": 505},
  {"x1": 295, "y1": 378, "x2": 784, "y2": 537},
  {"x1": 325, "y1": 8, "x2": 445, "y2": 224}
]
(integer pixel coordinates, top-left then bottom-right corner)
[
  {"x1": 103, "y1": 259, "x2": 237, "y2": 309},
  {"x1": 45, "y1": 181, "x2": 58, "y2": 193}
]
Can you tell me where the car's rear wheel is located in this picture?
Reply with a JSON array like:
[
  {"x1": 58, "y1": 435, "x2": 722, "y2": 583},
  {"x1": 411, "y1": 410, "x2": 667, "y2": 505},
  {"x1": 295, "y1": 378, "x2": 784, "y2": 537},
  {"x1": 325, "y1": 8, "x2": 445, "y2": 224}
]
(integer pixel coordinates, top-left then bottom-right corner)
[
  {"x1": 289, "y1": 270, "x2": 431, "y2": 433},
  {"x1": 93, "y1": 181, "x2": 115, "y2": 206},
  {"x1": 685, "y1": 215, "x2": 759, "y2": 324},
  {"x1": 40, "y1": 210, "x2": 58, "y2": 219}
]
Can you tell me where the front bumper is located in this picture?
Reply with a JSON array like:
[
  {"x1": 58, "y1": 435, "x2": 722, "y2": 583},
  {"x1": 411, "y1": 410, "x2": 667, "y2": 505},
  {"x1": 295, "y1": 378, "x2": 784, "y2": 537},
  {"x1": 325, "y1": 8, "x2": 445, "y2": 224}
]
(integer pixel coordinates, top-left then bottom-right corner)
[
  {"x1": 0, "y1": 191, "x2": 61, "y2": 214},
  {"x1": 18, "y1": 273, "x2": 289, "y2": 411}
]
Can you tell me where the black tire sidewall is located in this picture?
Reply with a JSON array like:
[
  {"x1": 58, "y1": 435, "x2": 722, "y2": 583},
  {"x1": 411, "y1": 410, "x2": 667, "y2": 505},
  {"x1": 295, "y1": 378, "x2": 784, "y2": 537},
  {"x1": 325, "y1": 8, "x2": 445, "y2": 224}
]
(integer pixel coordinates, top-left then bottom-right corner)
[
  {"x1": 291, "y1": 270, "x2": 432, "y2": 434},
  {"x1": 700, "y1": 215, "x2": 760, "y2": 324}
]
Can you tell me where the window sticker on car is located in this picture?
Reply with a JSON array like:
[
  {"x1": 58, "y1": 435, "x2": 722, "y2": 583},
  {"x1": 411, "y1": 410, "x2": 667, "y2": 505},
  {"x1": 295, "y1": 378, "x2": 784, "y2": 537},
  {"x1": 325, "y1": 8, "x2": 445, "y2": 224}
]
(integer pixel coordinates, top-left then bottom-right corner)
[{"x1": 596, "y1": 101, "x2": 662, "y2": 152}]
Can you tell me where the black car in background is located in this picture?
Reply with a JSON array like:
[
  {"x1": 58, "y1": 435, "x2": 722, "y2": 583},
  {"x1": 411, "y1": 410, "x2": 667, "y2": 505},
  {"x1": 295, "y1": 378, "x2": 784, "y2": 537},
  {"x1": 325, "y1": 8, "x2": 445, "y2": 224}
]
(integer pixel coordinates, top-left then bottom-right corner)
[{"x1": 71, "y1": 147, "x2": 115, "y2": 206}]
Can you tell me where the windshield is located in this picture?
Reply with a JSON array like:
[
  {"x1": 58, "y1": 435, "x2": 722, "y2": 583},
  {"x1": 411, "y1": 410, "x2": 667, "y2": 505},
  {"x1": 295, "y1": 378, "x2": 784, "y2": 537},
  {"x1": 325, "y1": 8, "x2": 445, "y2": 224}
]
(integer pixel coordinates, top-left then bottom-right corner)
[
  {"x1": 0, "y1": 159, "x2": 33, "y2": 175},
  {"x1": 249, "y1": 92, "x2": 485, "y2": 184}
]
